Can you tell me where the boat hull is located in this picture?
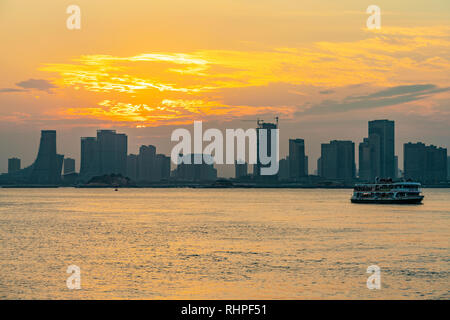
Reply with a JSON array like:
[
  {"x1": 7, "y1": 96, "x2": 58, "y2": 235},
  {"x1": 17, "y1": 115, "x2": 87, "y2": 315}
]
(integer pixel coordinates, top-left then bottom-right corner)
[{"x1": 351, "y1": 197, "x2": 423, "y2": 204}]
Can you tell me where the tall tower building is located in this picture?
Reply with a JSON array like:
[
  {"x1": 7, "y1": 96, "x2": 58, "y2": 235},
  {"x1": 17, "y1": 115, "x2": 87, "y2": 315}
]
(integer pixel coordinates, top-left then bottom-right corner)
[
  {"x1": 358, "y1": 138, "x2": 372, "y2": 181},
  {"x1": 63, "y1": 158, "x2": 76, "y2": 175},
  {"x1": 96, "y1": 130, "x2": 128, "y2": 176},
  {"x1": 278, "y1": 157, "x2": 289, "y2": 181},
  {"x1": 126, "y1": 154, "x2": 138, "y2": 181},
  {"x1": 317, "y1": 157, "x2": 322, "y2": 177},
  {"x1": 80, "y1": 130, "x2": 128, "y2": 180},
  {"x1": 114, "y1": 133, "x2": 128, "y2": 176},
  {"x1": 1, "y1": 131, "x2": 62, "y2": 184},
  {"x1": 404, "y1": 142, "x2": 447, "y2": 184},
  {"x1": 8, "y1": 158, "x2": 21, "y2": 174},
  {"x1": 137, "y1": 145, "x2": 157, "y2": 182},
  {"x1": 448, "y1": 157, "x2": 450, "y2": 181},
  {"x1": 80, "y1": 137, "x2": 99, "y2": 179},
  {"x1": 368, "y1": 120, "x2": 395, "y2": 179},
  {"x1": 29, "y1": 130, "x2": 64, "y2": 184},
  {"x1": 255, "y1": 121, "x2": 278, "y2": 180},
  {"x1": 235, "y1": 160, "x2": 248, "y2": 179},
  {"x1": 304, "y1": 155, "x2": 308, "y2": 176},
  {"x1": 156, "y1": 154, "x2": 171, "y2": 181},
  {"x1": 289, "y1": 139, "x2": 306, "y2": 180},
  {"x1": 319, "y1": 140, "x2": 355, "y2": 181},
  {"x1": 174, "y1": 154, "x2": 217, "y2": 181},
  {"x1": 394, "y1": 155, "x2": 399, "y2": 179}
]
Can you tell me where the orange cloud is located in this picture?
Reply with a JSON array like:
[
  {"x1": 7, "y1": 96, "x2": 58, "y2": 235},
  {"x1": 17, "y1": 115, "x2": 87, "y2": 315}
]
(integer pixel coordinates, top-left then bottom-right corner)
[
  {"x1": 61, "y1": 98, "x2": 296, "y2": 127},
  {"x1": 35, "y1": 25, "x2": 449, "y2": 126}
]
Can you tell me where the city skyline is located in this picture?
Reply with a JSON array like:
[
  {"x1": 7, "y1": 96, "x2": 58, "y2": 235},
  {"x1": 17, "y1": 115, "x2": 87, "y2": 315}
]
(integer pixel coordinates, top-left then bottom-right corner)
[
  {"x1": 0, "y1": 1, "x2": 449, "y2": 302},
  {"x1": 2, "y1": 124, "x2": 448, "y2": 175},
  {"x1": 1, "y1": 119, "x2": 448, "y2": 184},
  {"x1": 1, "y1": 1, "x2": 449, "y2": 176}
]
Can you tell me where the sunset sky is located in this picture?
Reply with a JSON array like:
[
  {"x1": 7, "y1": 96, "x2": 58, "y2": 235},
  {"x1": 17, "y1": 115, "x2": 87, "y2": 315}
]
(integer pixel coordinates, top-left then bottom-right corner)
[{"x1": 0, "y1": 0, "x2": 449, "y2": 175}]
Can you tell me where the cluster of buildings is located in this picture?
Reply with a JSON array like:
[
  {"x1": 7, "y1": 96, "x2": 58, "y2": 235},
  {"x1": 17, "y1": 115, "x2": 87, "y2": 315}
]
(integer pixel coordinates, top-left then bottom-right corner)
[
  {"x1": 79, "y1": 130, "x2": 171, "y2": 183},
  {"x1": 280, "y1": 120, "x2": 446, "y2": 184},
  {"x1": 237, "y1": 119, "x2": 447, "y2": 185},
  {"x1": 0, "y1": 129, "x2": 215, "y2": 185},
  {"x1": 403, "y1": 142, "x2": 448, "y2": 184},
  {"x1": 3, "y1": 130, "x2": 64, "y2": 185},
  {"x1": 172, "y1": 154, "x2": 217, "y2": 182},
  {"x1": 0, "y1": 120, "x2": 448, "y2": 185}
]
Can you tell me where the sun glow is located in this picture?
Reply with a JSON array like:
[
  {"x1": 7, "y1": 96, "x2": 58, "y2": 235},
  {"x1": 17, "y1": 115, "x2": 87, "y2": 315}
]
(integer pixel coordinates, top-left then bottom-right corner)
[{"x1": 31, "y1": 25, "x2": 450, "y2": 126}]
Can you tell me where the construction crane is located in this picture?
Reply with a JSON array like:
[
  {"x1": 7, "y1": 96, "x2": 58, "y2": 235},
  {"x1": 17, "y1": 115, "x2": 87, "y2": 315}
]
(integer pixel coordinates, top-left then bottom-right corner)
[{"x1": 241, "y1": 117, "x2": 279, "y2": 127}]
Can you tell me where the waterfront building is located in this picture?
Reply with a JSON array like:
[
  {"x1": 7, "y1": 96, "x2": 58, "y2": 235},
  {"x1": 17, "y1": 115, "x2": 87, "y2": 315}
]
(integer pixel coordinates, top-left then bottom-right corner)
[
  {"x1": 319, "y1": 140, "x2": 355, "y2": 181},
  {"x1": 8, "y1": 157, "x2": 21, "y2": 174},
  {"x1": 404, "y1": 142, "x2": 447, "y2": 184}
]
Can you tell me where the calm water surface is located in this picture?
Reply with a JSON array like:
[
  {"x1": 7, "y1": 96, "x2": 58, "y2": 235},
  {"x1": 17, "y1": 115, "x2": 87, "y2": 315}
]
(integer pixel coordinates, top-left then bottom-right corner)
[{"x1": 0, "y1": 188, "x2": 448, "y2": 299}]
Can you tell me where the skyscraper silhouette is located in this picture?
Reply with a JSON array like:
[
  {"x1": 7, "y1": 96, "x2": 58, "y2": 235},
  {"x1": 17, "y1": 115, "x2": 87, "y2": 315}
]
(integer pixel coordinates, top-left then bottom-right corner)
[
  {"x1": 255, "y1": 121, "x2": 278, "y2": 180},
  {"x1": 8, "y1": 158, "x2": 21, "y2": 174},
  {"x1": 368, "y1": 120, "x2": 395, "y2": 179},
  {"x1": 97, "y1": 130, "x2": 127, "y2": 176},
  {"x1": 126, "y1": 154, "x2": 138, "y2": 181},
  {"x1": 304, "y1": 156, "x2": 308, "y2": 176},
  {"x1": 358, "y1": 137, "x2": 372, "y2": 181},
  {"x1": 289, "y1": 139, "x2": 306, "y2": 180},
  {"x1": 173, "y1": 154, "x2": 217, "y2": 181},
  {"x1": 29, "y1": 130, "x2": 64, "y2": 184},
  {"x1": 235, "y1": 160, "x2": 248, "y2": 179},
  {"x1": 319, "y1": 140, "x2": 355, "y2": 181},
  {"x1": 63, "y1": 158, "x2": 76, "y2": 175},
  {"x1": 155, "y1": 154, "x2": 171, "y2": 181},
  {"x1": 0, "y1": 131, "x2": 63, "y2": 184},
  {"x1": 278, "y1": 157, "x2": 289, "y2": 180},
  {"x1": 80, "y1": 130, "x2": 128, "y2": 180},
  {"x1": 80, "y1": 137, "x2": 99, "y2": 179},
  {"x1": 404, "y1": 142, "x2": 447, "y2": 183},
  {"x1": 448, "y1": 157, "x2": 450, "y2": 181},
  {"x1": 137, "y1": 145, "x2": 157, "y2": 182}
]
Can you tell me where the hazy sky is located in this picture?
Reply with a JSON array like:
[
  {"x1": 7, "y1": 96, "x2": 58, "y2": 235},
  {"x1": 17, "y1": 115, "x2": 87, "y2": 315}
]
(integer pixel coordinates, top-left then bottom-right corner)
[{"x1": 0, "y1": 0, "x2": 449, "y2": 175}]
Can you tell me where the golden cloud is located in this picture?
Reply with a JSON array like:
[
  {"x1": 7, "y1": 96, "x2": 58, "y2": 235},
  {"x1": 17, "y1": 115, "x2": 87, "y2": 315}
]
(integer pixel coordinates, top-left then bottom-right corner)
[{"x1": 39, "y1": 25, "x2": 449, "y2": 126}]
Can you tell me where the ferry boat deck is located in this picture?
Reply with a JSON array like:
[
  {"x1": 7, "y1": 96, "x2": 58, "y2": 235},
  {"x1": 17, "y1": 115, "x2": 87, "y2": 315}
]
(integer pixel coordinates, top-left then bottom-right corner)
[{"x1": 351, "y1": 180, "x2": 424, "y2": 204}]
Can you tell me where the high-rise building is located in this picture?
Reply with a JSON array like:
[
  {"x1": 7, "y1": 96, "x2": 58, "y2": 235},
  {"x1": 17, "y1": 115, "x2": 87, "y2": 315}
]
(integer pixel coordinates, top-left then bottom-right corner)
[
  {"x1": 358, "y1": 138, "x2": 370, "y2": 181},
  {"x1": 29, "y1": 130, "x2": 64, "y2": 184},
  {"x1": 97, "y1": 130, "x2": 127, "y2": 176},
  {"x1": 156, "y1": 154, "x2": 171, "y2": 181},
  {"x1": 125, "y1": 145, "x2": 171, "y2": 183},
  {"x1": 8, "y1": 158, "x2": 21, "y2": 174},
  {"x1": 0, "y1": 131, "x2": 63, "y2": 184},
  {"x1": 448, "y1": 157, "x2": 450, "y2": 181},
  {"x1": 80, "y1": 137, "x2": 99, "y2": 179},
  {"x1": 137, "y1": 145, "x2": 157, "y2": 182},
  {"x1": 126, "y1": 154, "x2": 138, "y2": 181},
  {"x1": 255, "y1": 121, "x2": 278, "y2": 180},
  {"x1": 368, "y1": 120, "x2": 395, "y2": 179},
  {"x1": 394, "y1": 155, "x2": 399, "y2": 179},
  {"x1": 317, "y1": 157, "x2": 322, "y2": 177},
  {"x1": 358, "y1": 135, "x2": 380, "y2": 182},
  {"x1": 404, "y1": 142, "x2": 447, "y2": 184},
  {"x1": 289, "y1": 139, "x2": 306, "y2": 180},
  {"x1": 304, "y1": 156, "x2": 308, "y2": 176},
  {"x1": 173, "y1": 154, "x2": 217, "y2": 181},
  {"x1": 115, "y1": 133, "x2": 128, "y2": 175},
  {"x1": 128, "y1": 150, "x2": 170, "y2": 183},
  {"x1": 278, "y1": 157, "x2": 289, "y2": 181},
  {"x1": 235, "y1": 160, "x2": 248, "y2": 179},
  {"x1": 319, "y1": 140, "x2": 355, "y2": 181},
  {"x1": 63, "y1": 158, "x2": 76, "y2": 175},
  {"x1": 80, "y1": 130, "x2": 128, "y2": 180}
]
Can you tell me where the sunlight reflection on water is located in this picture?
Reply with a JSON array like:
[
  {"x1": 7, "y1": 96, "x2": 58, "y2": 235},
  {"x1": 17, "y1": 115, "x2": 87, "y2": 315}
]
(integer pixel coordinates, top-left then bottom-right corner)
[{"x1": 0, "y1": 188, "x2": 448, "y2": 299}]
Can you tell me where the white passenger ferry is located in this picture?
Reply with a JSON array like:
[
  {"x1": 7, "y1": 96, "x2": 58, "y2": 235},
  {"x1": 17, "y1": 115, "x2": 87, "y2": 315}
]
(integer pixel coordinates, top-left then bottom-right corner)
[{"x1": 351, "y1": 179, "x2": 424, "y2": 204}]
